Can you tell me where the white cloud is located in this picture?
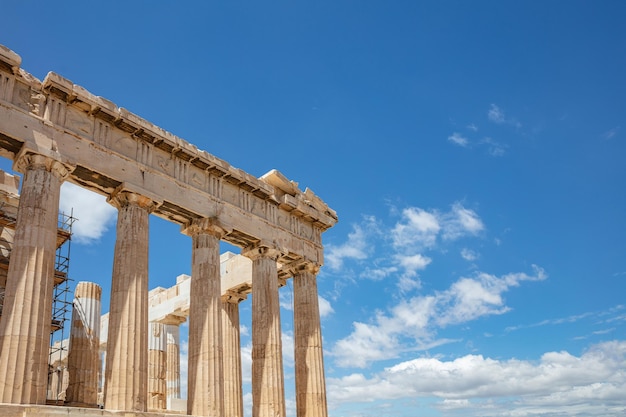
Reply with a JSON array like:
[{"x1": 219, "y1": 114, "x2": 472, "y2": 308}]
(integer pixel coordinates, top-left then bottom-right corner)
[
  {"x1": 391, "y1": 207, "x2": 440, "y2": 251},
  {"x1": 325, "y1": 202, "x2": 486, "y2": 302},
  {"x1": 60, "y1": 182, "x2": 117, "y2": 244},
  {"x1": 359, "y1": 266, "x2": 399, "y2": 281},
  {"x1": 395, "y1": 253, "x2": 431, "y2": 275},
  {"x1": 279, "y1": 290, "x2": 293, "y2": 311},
  {"x1": 331, "y1": 266, "x2": 546, "y2": 368},
  {"x1": 466, "y1": 124, "x2": 478, "y2": 132},
  {"x1": 448, "y1": 132, "x2": 470, "y2": 147},
  {"x1": 327, "y1": 340, "x2": 626, "y2": 416},
  {"x1": 393, "y1": 253, "x2": 431, "y2": 292},
  {"x1": 488, "y1": 104, "x2": 506, "y2": 124},
  {"x1": 440, "y1": 203, "x2": 484, "y2": 240},
  {"x1": 436, "y1": 266, "x2": 547, "y2": 328},
  {"x1": 332, "y1": 321, "x2": 401, "y2": 368},
  {"x1": 487, "y1": 104, "x2": 522, "y2": 129},
  {"x1": 318, "y1": 295, "x2": 334, "y2": 318},
  {"x1": 282, "y1": 331, "x2": 294, "y2": 368},
  {"x1": 325, "y1": 216, "x2": 377, "y2": 270},
  {"x1": 243, "y1": 393, "x2": 253, "y2": 417},
  {"x1": 241, "y1": 343, "x2": 252, "y2": 384},
  {"x1": 397, "y1": 275, "x2": 421, "y2": 292},
  {"x1": 391, "y1": 203, "x2": 483, "y2": 248},
  {"x1": 461, "y1": 248, "x2": 478, "y2": 261},
  {"x1": 327, "y1": 203, "x2": 483, "y2": 280},
  {"x1": 480, "y1": 137, "x2": 507, "y2": 156}
]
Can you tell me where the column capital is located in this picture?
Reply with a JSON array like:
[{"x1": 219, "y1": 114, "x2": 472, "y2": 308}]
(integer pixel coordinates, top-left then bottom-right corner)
[
  {"x1": 159, "y1": 314, "x2": 187, "y2": 326},
  {"x1": 107, "y1": 186, "x2": 158, "y2": 212},
  {"x1": 13, "y1": 150, "x2": 72, "y2": 180},
  {"x1": 181, "y1": 217, "x2": 227, "y2": 238},
  {"x1": 221, "y1": 290, "x2": 248, "y2": 304},
  {"x1": 241, "y1": 243, "x2": 282, "y2": 261},
  {"x1": 288, "y1": 261, "x2": 321, "y2": 277}
]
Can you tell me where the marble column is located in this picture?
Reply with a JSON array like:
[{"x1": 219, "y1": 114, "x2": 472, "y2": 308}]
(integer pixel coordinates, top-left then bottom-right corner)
[
  {"x1": 244, "y1": 245, "x2": 286, "y2": 417},
  {"x1": 66, "y1": 282, "x2": 102, "y2": 406},
  {"x1": 148, "y1": 321, "x2": 167, "y2": 411},
  {"x1": 0, "y1": 152, "x2": 70, "y2": 404},
  {"x1": 163, "y1": 319, "x2": 184, "y2": 409},
  {"x1": 293, "y1": 264, "x2": 328, "y2": 417},
  {"x1": 104, "y1": 190, "x2": 155, "y2": 411},
  {"x1": 47, "y1": 367, "x2": 61, "y2": 402},
  {"x1": 222, "y1": 292, "x2": 247, "y2": 417},
  {"x1": 182, "y1": 218, "x2": 224, "y2": 417}
]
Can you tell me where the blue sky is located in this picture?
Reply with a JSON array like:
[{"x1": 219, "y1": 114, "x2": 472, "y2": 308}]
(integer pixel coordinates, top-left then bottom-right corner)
[{"x1": 2, "y1": 1, "x2": 625, "y2": 416}]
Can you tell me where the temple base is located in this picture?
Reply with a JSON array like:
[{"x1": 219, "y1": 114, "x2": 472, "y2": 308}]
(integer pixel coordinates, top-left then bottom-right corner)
[{"x1": 0, "y1": 403, "x2": 191, "y2": 416}]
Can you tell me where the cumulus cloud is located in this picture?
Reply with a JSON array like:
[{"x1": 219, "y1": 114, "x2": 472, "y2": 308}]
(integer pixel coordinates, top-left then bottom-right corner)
[
  {"x1": 391, "y1": 207, "x2": 440, "y2": 251},
  {"x1": 436, "y1": 266, "x2": 546, "y2": 326},
  {"x1": 331, "y1": 266, "x2": 546, "y2": 368},
  {"x1": 392, "y1": 203, "x2": 484, "y2": 244},
  {"x1": 60, "y1": 182, "x2": 117, "y2": 244},
  {"x1": 332, "y1": 321, "x2": 403, "y2": 368},
  {"x1": 327, "y1": 340, "x2": 626, "y2": 416},
  {"x1": 440, "y1": 203, "x2": 484, "y2": 240},
  {"x1": 394, "y1": 254, "x2": 431, "y2": 276}
]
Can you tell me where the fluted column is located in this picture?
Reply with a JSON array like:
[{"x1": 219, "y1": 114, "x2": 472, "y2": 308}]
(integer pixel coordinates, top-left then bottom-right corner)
[
  {"x1": 222, "y1": 292, "x2": 247, "y2": 417},
  {"x1": 66, "y1": 282, "x2": 102, "y2": 406},
  {"x1": 148, "y1": 321, "x2": 167, "y2": 411},
  {"x1": 163, "y1": 317, "x2": 185, "y2": 409},
  {"x1": 104, "y1": 189, "x2": 156, "y2": 411},
  {"x1": 243, "y1": 245, "x2": 286, "y2": 417},
  {"x1": 182, "y1": 218, "x2": 225, "y2": 417},
  {"x1": 48, "y1": 368, "x2": 61, "y2": 402},
  {"x1": 0, "y1": 152, "x2": 70, "y2": 404},
  {"x1": 293, "y1": 264, "x2": 328, "y2": 417}
]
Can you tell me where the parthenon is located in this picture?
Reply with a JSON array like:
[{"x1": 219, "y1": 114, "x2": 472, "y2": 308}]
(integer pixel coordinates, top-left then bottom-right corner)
[{"x1": 0, "y1": 43, "x2": 337, "y2": 417}]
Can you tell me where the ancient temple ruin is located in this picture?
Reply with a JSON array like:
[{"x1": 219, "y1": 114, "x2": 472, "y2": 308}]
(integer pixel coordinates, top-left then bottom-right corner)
[{"x1": 0, "y1": 44, "x2": 337, "y2": 417}]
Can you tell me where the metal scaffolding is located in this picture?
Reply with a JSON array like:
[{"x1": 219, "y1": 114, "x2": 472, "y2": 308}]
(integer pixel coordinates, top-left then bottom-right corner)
[{"x1": 47, "y1": 209, "x2": 76, "y2": 403}]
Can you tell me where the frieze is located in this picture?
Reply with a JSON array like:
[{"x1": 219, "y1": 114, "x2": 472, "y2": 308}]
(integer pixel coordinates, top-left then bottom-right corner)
[{"x1": 0, "y1": 73, "x2": 14, "y2": 102}]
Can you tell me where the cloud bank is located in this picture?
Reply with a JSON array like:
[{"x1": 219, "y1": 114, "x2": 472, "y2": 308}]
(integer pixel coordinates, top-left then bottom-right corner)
[{"x1": 328, "y1": 340, "x2": 626, "y2": 416}]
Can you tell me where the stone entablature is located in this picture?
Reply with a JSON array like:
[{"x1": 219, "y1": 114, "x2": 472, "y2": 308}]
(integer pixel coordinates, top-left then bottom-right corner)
[{"x1": 0, "y1": 44, "x2": 336, "y2": 267}]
